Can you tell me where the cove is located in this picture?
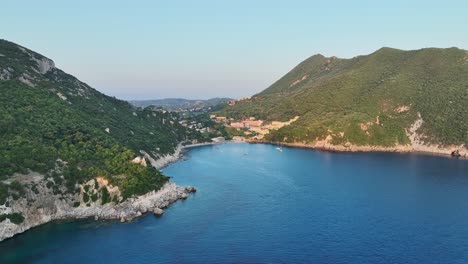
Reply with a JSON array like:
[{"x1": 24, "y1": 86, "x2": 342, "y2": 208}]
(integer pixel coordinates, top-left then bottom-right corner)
[{"x1": 1, "y1": 143, "x2": 468, "y2": 264}]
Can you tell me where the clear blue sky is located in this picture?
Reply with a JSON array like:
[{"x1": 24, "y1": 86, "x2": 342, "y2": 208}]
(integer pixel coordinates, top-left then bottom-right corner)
[{"x1": 2, "y1": 0, "x2": 467, "y2": 100}]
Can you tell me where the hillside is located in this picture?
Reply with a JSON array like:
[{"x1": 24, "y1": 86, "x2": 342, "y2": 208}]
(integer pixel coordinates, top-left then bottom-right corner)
[
  {"x1": 130, "y1": 97, "x2": 232, "y2": 110},
  {"x1": 218, "y1": 47, "x2": 468, "y2": 154},
  {"x1": 0, "y1": 40, "x2": 198, "y2": 231}
]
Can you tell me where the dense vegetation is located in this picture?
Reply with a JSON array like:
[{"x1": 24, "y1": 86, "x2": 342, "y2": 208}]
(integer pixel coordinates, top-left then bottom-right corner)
[
  {"x1": 0, "y1": 39, "x2": 197, "y2": 202},
  {"x1": 218, "y1": 47, "x2": 468, "y2": 147}
]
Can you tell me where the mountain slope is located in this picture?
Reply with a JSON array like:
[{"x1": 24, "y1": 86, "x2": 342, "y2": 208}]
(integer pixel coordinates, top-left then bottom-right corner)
[
  {"x1": 218, "y1": 47, "x2": 468, "y2": 152},
  {"x1": 0, "y1": 39, "x2": 197, "y2": 212}
]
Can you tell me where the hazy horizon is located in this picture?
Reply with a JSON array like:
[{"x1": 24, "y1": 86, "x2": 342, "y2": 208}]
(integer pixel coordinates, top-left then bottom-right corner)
[{"x1": 2, "y1": 0, "x2": 467, "y2": 100}]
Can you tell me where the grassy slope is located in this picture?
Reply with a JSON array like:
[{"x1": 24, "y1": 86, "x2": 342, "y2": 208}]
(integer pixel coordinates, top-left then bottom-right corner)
[{"x1": 218, "y1": 47, "x2": 468, "y2": 147}]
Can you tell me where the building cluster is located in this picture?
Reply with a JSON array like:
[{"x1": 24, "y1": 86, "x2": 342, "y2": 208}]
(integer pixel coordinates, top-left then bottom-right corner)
[{"x1": 210, "y1": 114, "x2": 300, "y2": 140}]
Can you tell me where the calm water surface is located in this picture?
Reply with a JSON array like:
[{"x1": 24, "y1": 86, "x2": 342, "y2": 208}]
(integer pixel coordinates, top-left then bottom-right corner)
[{"x1": 1, "y1": 143, "x2": 468, "y2": 263}]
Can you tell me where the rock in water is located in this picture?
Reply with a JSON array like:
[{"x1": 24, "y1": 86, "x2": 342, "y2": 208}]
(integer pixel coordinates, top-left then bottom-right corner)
[
  {"x1": 153, "y1": 208, "x2": 165, "y2": 216},
  {"x1": 186, "y1": 186, "x2": 197, "y2": 193}
]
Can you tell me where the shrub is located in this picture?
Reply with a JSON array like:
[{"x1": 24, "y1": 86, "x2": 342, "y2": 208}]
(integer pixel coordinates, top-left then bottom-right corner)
[
  {"x1": 101, "y1": 188, "x2": 111, "y2": 205},
  {"x1": 91, "y1": 193, "x2": 98, "y2": 202},
  {"x1": 0, "y1": 213, "x2": 25, "y2": 224},
  {"x1": 83, "y1": 193, "x2": 89, "y2": 203},
  {"x1": 0, "y1": 184, "x2": 8, "y2": 205}
]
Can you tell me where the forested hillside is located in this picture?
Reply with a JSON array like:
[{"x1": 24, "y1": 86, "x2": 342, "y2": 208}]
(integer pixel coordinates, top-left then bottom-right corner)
[
  {"x1": 0, "y1": 40, "x2": 197, "y2": 205},
  {"x1": 218, "y1": 47, "x2": 468, "y2": 148}
]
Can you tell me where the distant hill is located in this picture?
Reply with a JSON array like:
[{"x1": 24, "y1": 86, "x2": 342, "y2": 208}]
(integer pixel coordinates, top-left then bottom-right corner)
[
  {"x1": 217, "y1": 47, "x2": 467, "y2": 154},
  {"x1": 130, "y1": 98, "x2": 232, "y2": 110}
]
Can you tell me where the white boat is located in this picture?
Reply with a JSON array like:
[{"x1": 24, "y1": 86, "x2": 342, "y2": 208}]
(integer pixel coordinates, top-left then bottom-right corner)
[{"x1": 276, "y1": 147, "x2": 283, "y2": 152}]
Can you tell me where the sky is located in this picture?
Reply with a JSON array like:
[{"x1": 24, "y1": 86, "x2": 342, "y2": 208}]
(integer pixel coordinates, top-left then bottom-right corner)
[{"x1": 1, "y1": 0, "x2": 467, "y2": 100}]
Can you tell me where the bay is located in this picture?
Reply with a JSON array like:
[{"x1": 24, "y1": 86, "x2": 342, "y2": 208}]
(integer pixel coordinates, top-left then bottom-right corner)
[{"x1": 1, "y1": 143, "x2": 468, "y2": 263}]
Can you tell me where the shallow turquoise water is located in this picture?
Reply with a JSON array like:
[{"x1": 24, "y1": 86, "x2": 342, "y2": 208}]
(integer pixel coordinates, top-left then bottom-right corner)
[{"x1": 1, "y1": 143, "x2": 468, "y2": 263}]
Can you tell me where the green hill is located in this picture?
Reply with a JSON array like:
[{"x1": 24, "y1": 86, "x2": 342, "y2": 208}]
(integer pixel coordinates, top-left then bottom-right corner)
[
  {"x1": 218, "y1": 47, "x2": 468, "y2": 149},
  {"x1": 0, "y1": 40, "x2": 197, "y2": 203}
]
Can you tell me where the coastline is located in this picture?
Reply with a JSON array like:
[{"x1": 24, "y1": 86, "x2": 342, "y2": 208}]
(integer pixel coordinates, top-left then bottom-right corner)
[
  {"x1": 0, "y1": 182, "x2": 196, "y2": 242},
  {"x1": 141, "y1": 141, "x2": 224, "y2": 171},
  {"x1": 0, "y1": 140, "x2": 230, "y2": 242},
  {"x1": 0, "y1": 147, "x2": 198, "y2": 243},
  {"x1": 246, "y1": 139, "x2": 467, "y2": 159},
  {"x1": 182, "y1": 141, "x2": 224, "y2": 149},
  {"x1": 3, "y1": 138, "x2": 464, "y2": 242},
  {"x1": 0, "y1": 140, "x2": 228, "y2": 242},
  {"x1": 153, "y1": 141, "x2": 233, "y2": 170}
]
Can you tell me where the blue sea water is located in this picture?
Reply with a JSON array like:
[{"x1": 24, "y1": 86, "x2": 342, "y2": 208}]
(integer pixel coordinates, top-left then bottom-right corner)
[{"x1": 1, "y1": 143, "x2": 468, "y2": 264}]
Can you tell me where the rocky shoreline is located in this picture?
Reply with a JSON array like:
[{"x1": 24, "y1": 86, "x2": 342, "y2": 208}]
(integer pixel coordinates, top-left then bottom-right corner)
[
  {"x1": 145, "y1": 142, "x2": 225, "y2": 170},
  {"x1": 0, "y1": 147, "x2": 198, "y2": 242},
  {"x1": 0, "y1": 183, "x2": 196, "y2": 242},
  {"x1": 247, "y1": 139, "x2": 467, "y2": 159},
  {"x1": 4, "y1": 138, "x2": 463, "y2": 242},
  {"x1": 0, "y1": 140, "x2": 229, "y2": 243}
]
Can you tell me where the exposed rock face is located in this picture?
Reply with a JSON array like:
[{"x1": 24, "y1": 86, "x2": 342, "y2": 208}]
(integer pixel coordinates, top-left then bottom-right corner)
[
  {"x1": 0, "y1": 181, "x2": 196, "y2": 242},
  {"x1": 17, "y1": 44, "x2": 55, "y2": 75},
  {"x1": 32, "y1": 57, "x2": 55, "y2": 74},
  {"x1": 131, "y1": 156, "x2": 147, "y2": 167},
  {"x1": 0, "y1": 68, "x2": 13, "y2": 80},
  {"x1": 56, "y1": 92, "x2": 67, "y2": 101},
  {"x1": 18, "y1": 73, "x2": 35, "y2": 87},
  {"x1": 141, "y1": 144, "x2": 184, "y2": 169}
]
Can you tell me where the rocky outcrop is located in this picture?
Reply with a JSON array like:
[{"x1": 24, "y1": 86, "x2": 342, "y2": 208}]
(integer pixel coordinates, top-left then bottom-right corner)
[
  {"x1": 32, "y1": 57, "x2": 55, "y2": 74},
  {"x1": 0, "y1": 181, "x2": 196, "y2": 242},
  {"x1": 153, "y1": 208, "x2": 165, "y2": 216},
  {"x1": 18, "y1": 73, "x2": 36, "y2": 87},
  {"x1": 131, "y1": 156, "x2": 147, "y2": 167},
  {"x1": 141, "y1": 145, "x2": 184, "y2": 169},
  {"x1": 17, "y1": 44, "x2": 55, "y2": 75}
]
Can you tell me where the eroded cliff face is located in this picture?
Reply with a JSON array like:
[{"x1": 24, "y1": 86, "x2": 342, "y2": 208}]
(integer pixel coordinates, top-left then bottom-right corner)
[{"x1": 0, "y1": 176, "x2": 195, "y2": 242}]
